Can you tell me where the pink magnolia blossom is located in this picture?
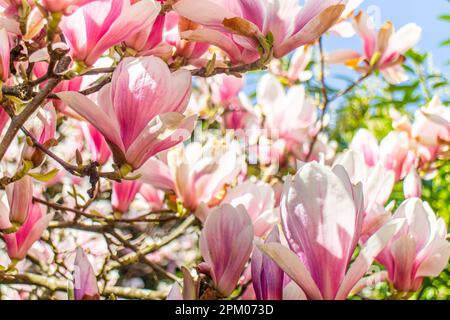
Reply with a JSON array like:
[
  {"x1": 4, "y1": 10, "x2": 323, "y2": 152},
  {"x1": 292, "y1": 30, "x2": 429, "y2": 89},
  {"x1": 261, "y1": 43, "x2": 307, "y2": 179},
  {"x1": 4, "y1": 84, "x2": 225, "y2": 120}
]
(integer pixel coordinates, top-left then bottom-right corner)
[
  {"x1": 2, "y1": 203, "x2": 54, "y2": 260},
  {"x1": 412, "y1": 96, "x2": 450, "y2": 147},
  {"x1": 80, "y1": 123, "x2": 111, "y2": 166},
  {"x1": 0, "y1": 176, "x2": 33, "y2": 230},
  {"x1": 379, "y1": 131, "x2": 415, "y2": 181},
  {"x1": 350, "y1": 129, "x2": 380, "y2": 167},
  {"x1": 21, "y1": 103, "x2": 57, "y2": 167},
  {"x1": 198, "y1": 181, "x2": 279, "y2": 236},
  {"x1": 174, "y1": 0, "x2": 347, "y2": 62},
  {"x1": 57, "y1": 56, "x2": 196, "y2": 170},
  {"x1": 257, "y1": 74, "x2": 318, "y2": 158},
  {"x1": 270, "y1": 46, "x2": 313, "y2": 84},
  {"x1": 60, "y1": 0, "x2": 161, "y2": 66},
  {"x1": 0, "y1": 27, "x2": 10, "y2": 81},
  {"x1": 258, "y1": 162, "x2": 405, "y2": 300},
  {"x1": 403, "y1": 168, "x2": 422, "y2": 199},
  {"x1": 139, "y1": 140, "x2": 243, "y2": 211},
  {"x1": 199, "y1": 203, "x2": 254, "y2": 297},
  {"x1": 0, "y1": 0, "x2": 33, "y2": 17},
  {"x1": 252, "y1": 228, "x2": 284, "y2": 300},
  {"x1": 376, "y1": 198, "x2": 450, "y2": 293},
  {"x1": 334, "y1": 150, "x2": 395, "y2": 239},
  {"x1": 211, "y1": 74, "x2": 244, "y2": 107},
  {"x1": 73, "y1": 247, "x2": 100, "y2": 300},
  {"x1": 112, "y1": 180, "x2": 142, "y2": 213},
  {"x1": 329, "y1": 0, "x2": 364, "y2": 38},
  {"x1": 139, "y1": 184, "x2": 165, "y2": 211},
  {"x1": 163, "y1": 11, "x2": 210, "y2": 62},
  {"x1": 328, "y1": 12, "x2": 422, "y2": 84}
]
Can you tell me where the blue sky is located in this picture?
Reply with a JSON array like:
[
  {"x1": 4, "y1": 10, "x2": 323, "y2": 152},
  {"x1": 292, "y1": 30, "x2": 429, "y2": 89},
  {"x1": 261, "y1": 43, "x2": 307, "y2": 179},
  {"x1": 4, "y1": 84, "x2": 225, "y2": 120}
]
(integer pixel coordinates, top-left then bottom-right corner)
[{"x1": 325, "y1": 0, "x2": 450, "y2": 75}]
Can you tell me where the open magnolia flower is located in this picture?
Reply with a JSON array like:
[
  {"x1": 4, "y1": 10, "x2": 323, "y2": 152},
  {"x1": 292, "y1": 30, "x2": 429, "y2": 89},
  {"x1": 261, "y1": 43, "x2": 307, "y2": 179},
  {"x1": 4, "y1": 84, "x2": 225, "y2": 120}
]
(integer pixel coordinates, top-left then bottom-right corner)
[
  {"x1": 174, "y1": 0, "x2": 347, "y2": 62},
  {"x1": 58, "y1": 56, "x2": 197, "y2": 170},
  {"x1": 258, "y1": 162, "x2": 405, "y2": 300},
  {"x1": 327, "y1": 11, "x2": 422, "y2": 84}
]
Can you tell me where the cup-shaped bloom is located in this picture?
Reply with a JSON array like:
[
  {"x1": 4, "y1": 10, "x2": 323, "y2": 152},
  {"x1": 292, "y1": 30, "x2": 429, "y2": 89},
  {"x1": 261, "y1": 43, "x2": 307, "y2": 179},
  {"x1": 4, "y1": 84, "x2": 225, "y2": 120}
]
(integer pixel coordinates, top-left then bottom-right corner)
[
  {"x1": 199, "y1": 204, "x2": 254, "y2": 297},
  {"x1": 60, "y1": 0, "x2": 161, "y2": 66},
  {"x1": 166, "y1": 140, "x2": 243, "y2": 211},
  {"x1": 2, "y1": 203, "x2": 54, "y2": 260},
  {"x1": 174, "y1": 0, "x2": 346, "y2": 62},
  {"x1": 124, "y1": 0, "x2": 163, "y2": 53},
  {"x1": 213, "y1": 181, "x2": 279, "y2": 237},
  {"x1": 257, "y1": 74, "x2": 317, "y2": 157},
  {"x1": 80, "y1": 122, "x2": 111, "y2": 166},
  {"x1": 111, "y1": 180, "x2": 142, "y2": 214},
  {"x1": 403, "y1": 169, "x2": 422, "y2": 199},
  {"x1": 258, "y1": 162, "x2": 405, "y2": 300},
  {"x1": 211, "y1": 74, "x2": 244, "y2": 107},
  {"x1": 412, "y1": 96, "x2": 450, "y2": 147},
  {"x1": 73, "y1": 247, "x2": 100, "y2": 300},
  {"x1": 21, "y1": 104, "x2": 57, "y2": 167},
  {"x1": 350, "y1": 129, "x2": 380, "y2": 167},
  {"x1": 330, "y1": 12, "x2": 422, "y2": 84},
  {"x1": 379, "y1": 131, "x2": 415, "y2": 181},
  {"x1": 376, "y1": 199, "x2": 450, "y2": 293},
  {"x1": 252, "y1": 228, "x2": 284, "y2": 300},
  {"x1": 334, "y1": 150, "x2": 395, "y2": 238},
  {"x1": 58, "y1": 56, "x2": 196, "y2": 170},
  {"x1": 5, "y1": 176, "x2": 33, "y2": 226}
]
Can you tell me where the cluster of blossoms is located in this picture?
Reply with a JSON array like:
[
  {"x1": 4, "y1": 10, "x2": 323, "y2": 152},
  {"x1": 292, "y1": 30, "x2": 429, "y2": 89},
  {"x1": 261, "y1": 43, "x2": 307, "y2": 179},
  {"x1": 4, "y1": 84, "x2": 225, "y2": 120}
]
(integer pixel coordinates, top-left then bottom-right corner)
[{"x1": 0, "y1": 0, "x2": 448, "y2": 300}]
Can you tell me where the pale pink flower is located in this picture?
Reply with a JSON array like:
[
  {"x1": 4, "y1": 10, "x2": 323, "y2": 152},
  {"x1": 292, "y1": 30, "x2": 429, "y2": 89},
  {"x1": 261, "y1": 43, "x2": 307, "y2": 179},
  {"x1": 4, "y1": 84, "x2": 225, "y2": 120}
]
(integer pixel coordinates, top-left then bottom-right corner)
[
  {"x1": 2, "y1": 203, "x2": 54, "y2": 260},
  {"x1": 73, "y1": 247, "x2": 100, "y2": 300},
  {"x1": 21, "y1": 103, "x2": 57, "y2": 167},
  {"x1": 376, "y1": 199, "x2": 450, "y2": 293},
  {"x1": 41, "y1": 0, "x2": 93, "y2": 13},
  {"x1": 403, "y1": 168, "x2": 422, "y2": 199},
  {"x1": 252, "y1": 228, "x2": 284, "y2": 300},
  {"x1": 211, "y1": 74, "x2": 244, "y2": 107},
  {"x1": 350, "y1": 129, "x2": 379, "y2": 167},
  {"x1": 329, "y1": 0, "x2": 364, "y2": 38},
  {"x1": 60, "y1": 0, "x2": 161, "y2": 66},
  {"x1": 80, "y1": 123, "x2": 111, "y2": 166},
  {"x1": 0, "y1": 177, "x2": 33, "y2": 230},
  {"x1": 328, "y1": 12, "x2": 422, "y2": 84},
  {"x1": 199, "y1": 204, "x2": 254, "y2": 297},
  {"x1": 257, "y1": 74, "x2": 318, "y2": 157},
  {"x1": 0, "y1": 27, "x2": 10, "y2": 81},
  {"x1": 174, "y1": 0, "x2": 347, "y2": 62},
  {"x1": 112, "y1": 180, "x2": 142, "y2": 213},
  {"x1": 139, "y1": 184, "x2": 165, "y2": 211},
  {"x1": 379, "y1": 131, "x2": 415, "y2": 181},
  {"x1": 57, "y1": 56, "x2": 196, "y2": 170},
  {"x1": 258, "y1": 162, "x2": 405, "y2": 300}
]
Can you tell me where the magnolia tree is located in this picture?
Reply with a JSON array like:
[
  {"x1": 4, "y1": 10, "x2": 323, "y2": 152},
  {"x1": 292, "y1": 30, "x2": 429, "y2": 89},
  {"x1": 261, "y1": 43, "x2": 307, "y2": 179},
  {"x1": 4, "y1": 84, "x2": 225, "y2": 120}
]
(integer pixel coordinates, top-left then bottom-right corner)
[{"x1": 0, "y1": 0, "x2": 448, "y2": 301}]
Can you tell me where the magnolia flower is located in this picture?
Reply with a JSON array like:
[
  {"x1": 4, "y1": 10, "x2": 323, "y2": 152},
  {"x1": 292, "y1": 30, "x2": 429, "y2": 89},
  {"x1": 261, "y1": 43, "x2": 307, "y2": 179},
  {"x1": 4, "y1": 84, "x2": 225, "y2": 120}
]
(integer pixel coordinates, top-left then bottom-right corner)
[
  {"x1": 199, "y1": 181, "x2": 278, "y2": 236},
  {"x1": 329, "y1": 0, "x2": 364, "y2": 37},
  {"x1": 80, "y1": 123, "x2": 111, "y2": 166},
  {"x1": 379, "y1": 131, "x2": 415, "y2": 181},
  {"x1": 0, "y1": 27, "x2": 10, "y2": 81},
  {"x1": 2, "y1": 203, "x2": 54, "y2": 260},
  {"x1": 327, "y1": 12, "x2": 422, "y2": 84},
  {"x1": 376, "y1": 199, "x2": 450, "y2": 293},
  {"x1": 58, "y1": 56, "x2": 196, "y2": 170},
  {"x1": 271, "y1": 46, "x2": 313, "y2": 84},
  {"x1": 21, "y1": 103, "x2": 57, "y2": 167},
  {"x1": 350, "y1": 129, "x2": 380, "y2": 167},
  {"x1": 403, "y1": 168, "x2": 422, "y2": 199},
  {"x1": 412, "y1": 96, "x2": 450, "y2": 147},
  {"x1": 334, "y1": 150, "x2": 395, "y2": 239},
  {"x1": 163, "y1": 11, "x2": 209, "y2": 62},
  {"x1": 140, "y1": 139, "x2": 243, "y2": 211},
  {"x1": 139, "y1": 184, "x2": 165, "y2": 211},
  {"x1": 199, "y1": 204, "x2": 254, "y2": 297},
  {"x1": 258, "y1": 162, "x2": 405, "y2": 300},
  {"x1": 252, "y1": 228, "x2": 284, "y2": 300},
  {"x1": 174, "y1": 0, "x2": 347, "y2": 62},
  {"x1": 60, "y1": 0, "x2": 160, "y2": 66},
  {"x1": 257, "y1": 74, "x2": 318, "y2": 159},
  {"x1": 112, "y1": 180, "x2": 142, "y2": 214},
  {"x1": 0, "y1": 176, "x2": 33, "y2": 230},
  {"x1": 73, "y1": 247, "x2": 100, "y2": 300}
]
